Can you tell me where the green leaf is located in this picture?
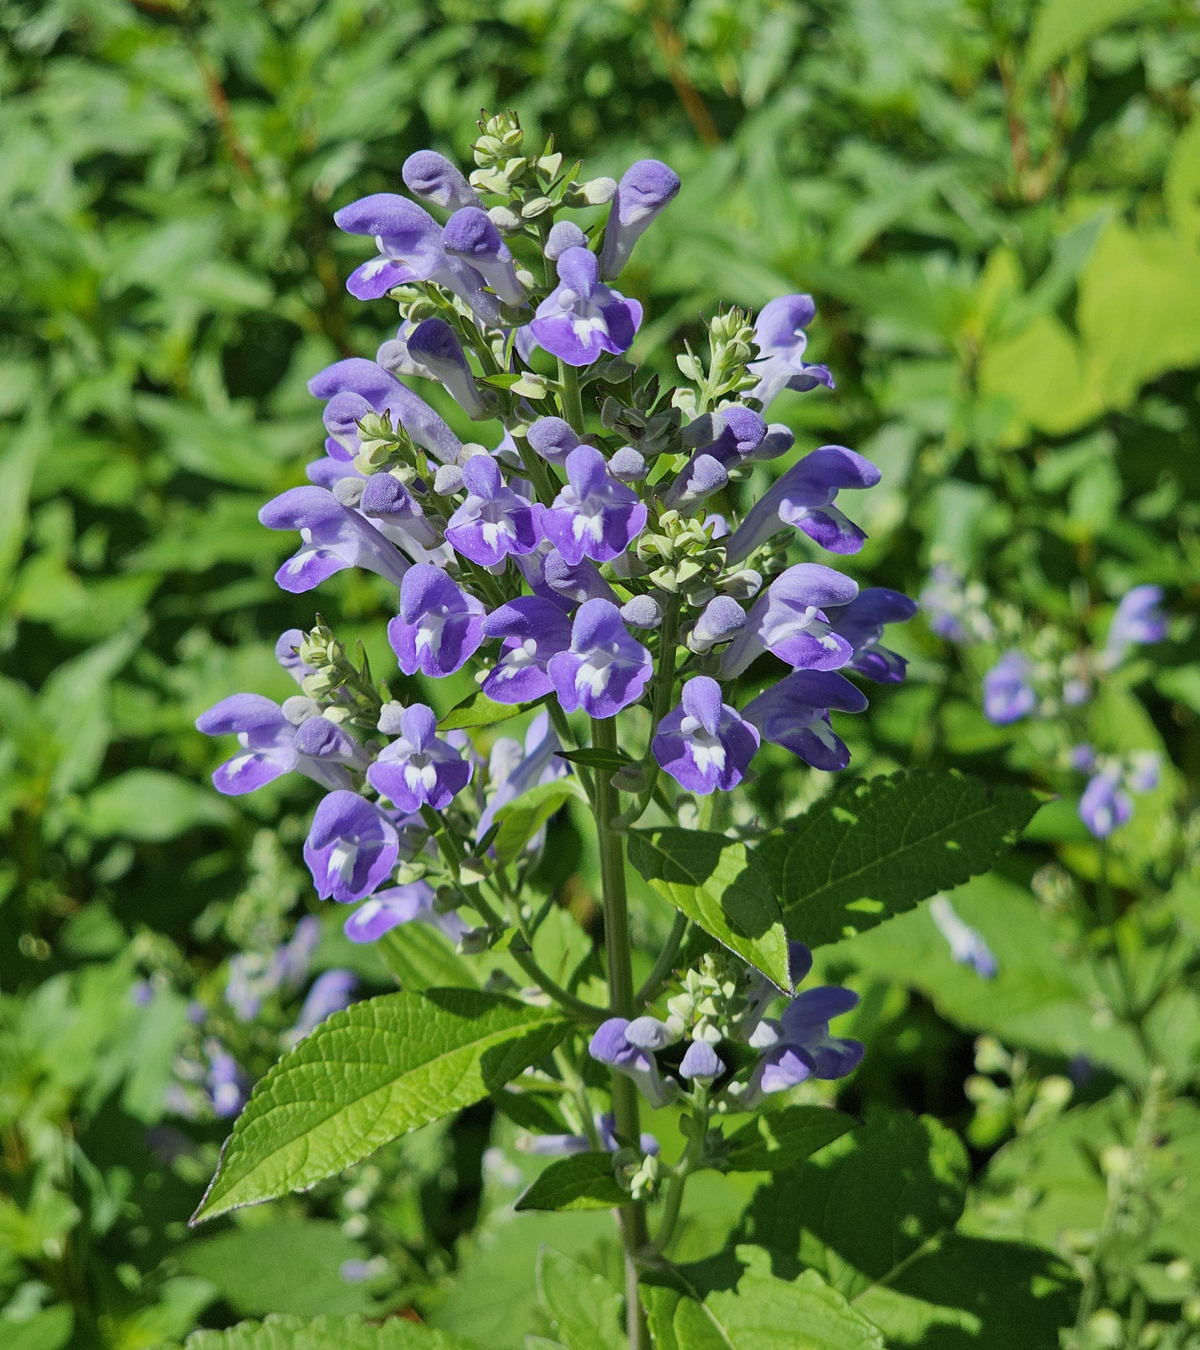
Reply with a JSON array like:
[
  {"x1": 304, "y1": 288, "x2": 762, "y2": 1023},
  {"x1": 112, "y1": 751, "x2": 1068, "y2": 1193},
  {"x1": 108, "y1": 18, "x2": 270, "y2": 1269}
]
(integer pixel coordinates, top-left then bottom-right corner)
[
  {"x1": 737, "y1": 1110, "x2": 968, "y2": 1301},
  {"x1": 626, "y1": 828, "x2": 791, "y2": 989},
  {"x1": 438, "y1": 689, "x2": 538, "y2": 731},
  {"x1": 536, "y1": 1248, "x2": 624, "y2": 1350},
  {"x1": 377, "y1": 921, "x2": 478, "y2": 991},
  {"x1": 192, "y1": 990, "x2": 570, "y2": 1223},
  {"x1": 667, "y1": 1250, "x2": 883, "y2": 1350},
  {"x1": 722, "y1": 1106, "x2": 856, "y2": 1173},
  {"x1": 4, "y1": 1305, "x2": 74, "y2": 1350},
  {"x1": 1025, "y1": 0, "x2": 1152, "y2": 83},
  {"x1": 515, "y1": 1153, "x2": 626, "y2": 1212},
  {"x1": 83, "y1": 769, "x2": 234, "y2": 841},
  {"x1": 769, "y1": 770, "x2": 1040, "y2": 948},
  {"x1": 554, "y1": 748, "x2": 632, "y2": 771},
  {"x1": 493, "y1": 779, "x2": 586, "y2": 866},
  {"x1": 177, "y1": 1220, "x2": 375, "y2": 1317},
  {"x1": 184, "y1": 1312, "x2": 474, "y2": 1350}
]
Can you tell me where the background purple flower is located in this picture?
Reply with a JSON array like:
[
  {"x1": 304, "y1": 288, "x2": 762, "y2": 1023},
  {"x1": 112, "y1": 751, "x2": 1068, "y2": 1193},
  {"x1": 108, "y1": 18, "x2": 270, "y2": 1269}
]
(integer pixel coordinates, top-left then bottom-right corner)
[
  {"x1": 538, "y1": 445, "x2": 647, "y2": 565},
  {"x1": 481, "y1": 597, "x2": 573, "y2": 703},
  {"x1": 1079, "y1": 769, "x2": 1133, "y2": 838},
  {"x1": 285, "y1": 969, "x2": 357, "y2": 1044},
  {"x1": 367, "y1": 704, "x2": 471, "y2": 812},
  {"x1": 1104, "y1": 584, "x2": 1167, "y2": 663},
  {"x1": 388, "y1": 564, "x2": 486, "y2": 677},
  {"x1": 529, "y1": 248, "x2": 642, "y2": 366},
  {"x1": 983, "y1": 650, "x2": 1035, "y2": 725},
  {"x1": 652, "y1": 677, "x2": 760, "y2": 794},
  {"x1": 929, "y1": 896, "x2": 997, "y2": 978},
  {"x1": 547, "y1": 599, "x2": 653, "y2": 719},
  {"x1": 304, "y1": 790, "x2": 399, "y2": 903}
]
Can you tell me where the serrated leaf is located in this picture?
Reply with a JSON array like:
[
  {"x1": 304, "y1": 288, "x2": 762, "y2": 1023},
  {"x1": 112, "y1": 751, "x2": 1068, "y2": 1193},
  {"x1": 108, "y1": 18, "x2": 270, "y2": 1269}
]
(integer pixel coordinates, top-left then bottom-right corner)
[
  {"x1": 192, "y1": 990, "x2": 570, "y2": 1223},
  {"x1": 184, "y1": 1312, "x2": 473, "y2": 1350},
  {"x1": 626, "y1": 829, "x2": 791, "y2": 989},
  {"x1": 493, "y1": 779, "x2": 586, "y2": 865},
  {"x1": 722, "y1": 1106, "x2": 856, "y2": 1173},
  {"x1": 771, "y1": 770, "x2": 1040, "y2": 948},
  {"x1": 554, "y1": 748, "x2": 633, "y2": 771},
  {"x1": 438, "y1": 689, "x2": 541, "y2": 731},
  {"x1": 536, "y1": 1248, "x2": 625, "y2": 1350},
  {"x1": 515, "y1": 1153, "x2": 626, "y2": 1212},
  {"x1": 667, "y1": 1250, "x2": 883, "y2": 1350}
]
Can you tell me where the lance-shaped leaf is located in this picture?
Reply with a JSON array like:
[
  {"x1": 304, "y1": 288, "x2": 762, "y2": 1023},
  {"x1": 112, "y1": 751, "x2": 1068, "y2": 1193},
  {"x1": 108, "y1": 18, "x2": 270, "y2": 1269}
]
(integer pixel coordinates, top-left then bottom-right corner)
[
  {"x1": 768, "y1": 770, "x2": 1040, "y2": 948},
  {"x1": 515, "y1": 1153, "x2": 627, "y2": 1212},
  {"x1": 626, "y1": 828, "x2": 792, "y2": 989},
  {"x1": 438, "y1": 689, "x2": 543, "y2": 731},
  {"x1": 192, "y1": 990, "x2": 570, "y2": 1223},
  {"x1": 722, "y1": 1105, "x2": 856, "y2": 1173}
]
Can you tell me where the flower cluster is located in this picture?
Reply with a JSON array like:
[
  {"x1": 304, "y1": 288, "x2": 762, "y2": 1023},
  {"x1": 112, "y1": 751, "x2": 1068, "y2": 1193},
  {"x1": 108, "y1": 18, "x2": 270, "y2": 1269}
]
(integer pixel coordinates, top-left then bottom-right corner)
[{"x1": 195, "y1": 115, "x2": 911, "y2": 1131}]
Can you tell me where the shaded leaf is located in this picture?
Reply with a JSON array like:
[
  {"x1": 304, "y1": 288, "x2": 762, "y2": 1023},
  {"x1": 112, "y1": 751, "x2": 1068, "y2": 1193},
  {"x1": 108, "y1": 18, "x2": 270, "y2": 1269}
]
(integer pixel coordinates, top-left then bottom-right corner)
[
  {"x1": 515, "y1": 1154, "x2": 626, "y2": 1213},
  {"x1": 722, "y1": 1106, "x2": 856, "y2": 1174}
]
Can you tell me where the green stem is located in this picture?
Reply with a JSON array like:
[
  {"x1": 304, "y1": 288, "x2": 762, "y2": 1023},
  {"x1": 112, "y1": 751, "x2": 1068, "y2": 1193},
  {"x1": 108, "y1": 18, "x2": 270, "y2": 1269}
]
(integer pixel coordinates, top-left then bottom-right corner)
[
  {"x1": 614, "y1": 595, "x2": 681, "y2": 830},
  {"x1": 645, "y1": 1093, "x2": 707, "y2": 1258},
  {"x1": 559, "y1": 358, "x2": 586, "y2": 434},
  {"x1": 517, "y1": 435, "x2": 558, "y2": 508},
  {"x1": 635, "y1": 911, "x2": 688, "y2": 1011},
  {"x1": 593, "y1": 714, "x2": 649, "y2": 1350}
]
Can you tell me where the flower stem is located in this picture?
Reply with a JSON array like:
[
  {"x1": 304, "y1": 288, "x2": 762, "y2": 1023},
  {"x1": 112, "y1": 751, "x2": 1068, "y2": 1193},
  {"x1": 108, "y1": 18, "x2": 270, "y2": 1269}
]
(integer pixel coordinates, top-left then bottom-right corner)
[
  {"x1": 592, "y1": 714, "x2": 649, "y2": 1350},
  {"x1": 559, "y1": 358, "x2": 586, "y2": 434}
]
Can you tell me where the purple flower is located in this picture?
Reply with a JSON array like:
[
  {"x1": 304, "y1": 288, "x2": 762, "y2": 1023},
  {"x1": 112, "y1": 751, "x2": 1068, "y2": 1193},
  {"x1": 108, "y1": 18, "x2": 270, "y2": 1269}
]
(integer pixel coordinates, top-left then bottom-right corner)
[
  {"x1": 679, "y1": 1040, "x2": 724, "y2": 1081},
  {"x1": 598, "y1": 159, "x2": 681, "y2": 278},
  {"x1": 308, "y1": 357, "x2": 462, "y2": 464},
  {"x1": 205, "y1": 1039, "x2": 248, "y2": 1118},
  {"x1": 276, "y1": 629, "x2": 314, "y2": 684},
  {"x1": 333, "y1": 194, "x2": 501, "y2": 325},
  {"x1": 388, "y1": 564, "x2": 486, "y2": 678},
  {"x1": 358, "y1": 473, "x2": 443, "y2": 552},
  {"x1": 527, "y1": 417, "x2": 580, "y2": 468},
  {"x1": 742, "y1": 986, "x2": 863, "y2": 1106},
  {"x1": 445, "y1": 456, "x2": 541, "y2": 567},
  {"x1": 405, "y1": 318, "x2": 485, "y2": 418},
  {"x1": 259, "y1": 487, "x2": 410, "y2": 593},
  {"x1": 529, "y1": 248, "x2": 642, "y2": 367},
  {"x1": 920, "y1": 565, "x2": 993, "y2": 645},
  {"x1": 547, "y1": 599, "x2": 653, "y2": 719},
  {"x1": 442, "y1": 207, "x2": 527, "y2": 306},
  {"x1": 304, "y1": 790, "x2": 399, "y2": 903},
  {"x1": 742, "y1": 670, "x2": 869, "y2": 771},
  {"x1": 1127, "y1": 751, "x2": 1160, "y2": 793},
  {"x1": 477, "y1": 711, "x2": 569, "y2": 842},
  {"x1": 719, "y1": 563, "x2": 859, "y2": 679},
  {"x1": 517, "y1": 1111, "x2": 659, "y2": 1157},
  {"x1": 545, "y1": 221, "x2": 587, "y2": 261},
  {"x1": 929, "y1": 896, "x2": 997, "y2": 978},
  {"x1": 344, "y1": 881, "x2": 470, "y2": 945},
  {"x1": 663, "y1": 453, "x2": 728, "y2": 514},
  {"x1": 724, "y1": 446, "x2": 880, "y2": 565},
  {"x1": 824, "y1": 588, "x2": 918, "y2": 683},
  {"x1": 367, "y1": 703, "x2": 471, "y2": 813},
  {"x1": 687, "y1": 596, "x2": 747, "y2": 654},
  {"x1": 542, "y1": 549, "x2": 619, "y2": 606},
  {"x1": 747, "y1": 295, "x2": 835, "y2": 409},
  {"x1": 737, "y1": 941, "x2": 815, "y2": 1041},
  {"x1": 1104, "y1": 585, "x2": 1167, "y2": 663},
  {"x1": 481, "y1": 597, "x2": 573, "y2": 704},
  {"x1": 983, "y1": 650, "x2": 1035, "y2": 725},
  {"x1": 682, "y1": 407, "x2": 767, "y2": 467},
  {"x1": 286, "y1": 970, "x2": 357, "y2": 1044},
  {"x1": 588, "y1": 1016, "x2": 678, "y2": 1108},
  {"x1": 195, "y1": 694, "x2": 354, "y2": 795},
  {"x1": 402, "y1": 150, "x2": 481, "y2": 211},
  {"x1": 1079, "y1": 769, "x2": 1133, "y2": 839},
  {"x1": 538, "y1": 445, "x2": 648, "y2": 565},
  {"x1": 652, "y1": 677, "x2": 760, "y2": 794},
  {"x1": 744, "y1": 423, "x2": 796, "y2": 464}
]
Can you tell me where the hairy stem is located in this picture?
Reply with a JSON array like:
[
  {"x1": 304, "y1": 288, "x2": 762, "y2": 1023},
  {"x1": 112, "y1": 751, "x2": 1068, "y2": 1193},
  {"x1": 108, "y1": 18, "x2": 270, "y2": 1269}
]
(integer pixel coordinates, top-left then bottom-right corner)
[
  {"x1": 636, "y1": 911, "x2": 688, "y2": 1011},
  {"x1": 593, "y1": 715, "x2": 649, "y2": 1350},
  {"x1": 559, "y1": 358, "x2": 586, "y2": 434}
]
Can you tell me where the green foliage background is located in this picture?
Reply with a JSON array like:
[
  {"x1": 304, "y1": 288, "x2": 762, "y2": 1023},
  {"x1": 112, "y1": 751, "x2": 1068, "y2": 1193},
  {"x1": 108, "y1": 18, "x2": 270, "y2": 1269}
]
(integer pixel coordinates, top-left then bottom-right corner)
[{"x1": 4, "y1": 0, "x2": 1200, "y2": 1346}]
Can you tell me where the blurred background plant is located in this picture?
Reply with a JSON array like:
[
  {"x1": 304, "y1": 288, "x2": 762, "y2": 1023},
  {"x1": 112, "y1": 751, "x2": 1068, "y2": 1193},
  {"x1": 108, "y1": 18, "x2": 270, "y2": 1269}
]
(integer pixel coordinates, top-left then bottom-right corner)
[{"x1": 4, "y1": 0, "x2": 1200, "y2": 1347}]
